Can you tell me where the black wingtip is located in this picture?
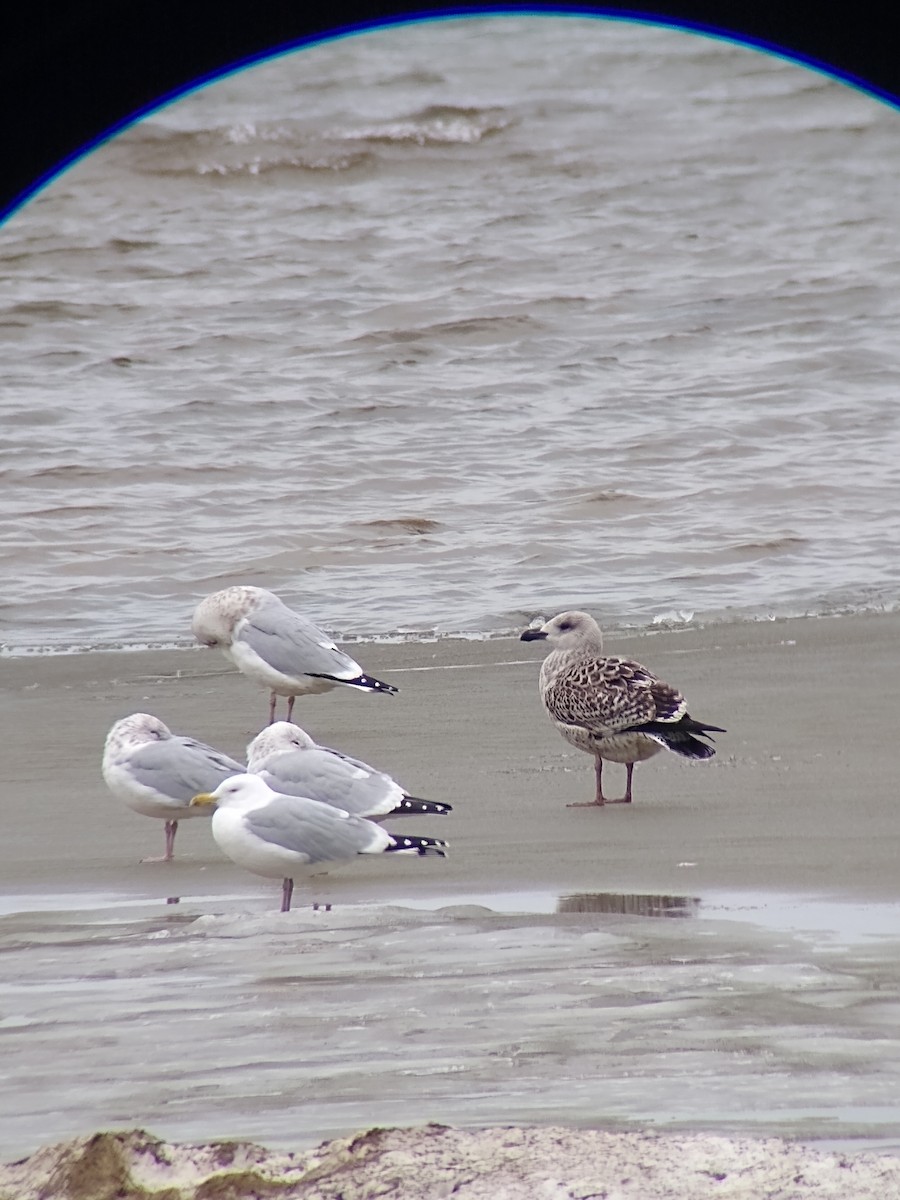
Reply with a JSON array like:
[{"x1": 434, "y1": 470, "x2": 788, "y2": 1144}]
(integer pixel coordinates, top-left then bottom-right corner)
[
  {"x1": 643, "y1": 731, "x2": 718, "y2": 759},
  {"x1": 635, "y1": 712, "x2": 725, "y2": 756},
  {"x1": 358, "y1": 674, "x2": 399, "y2": 696},
  {"x1": 395, "y1": 796, "x2": 453, "y2": 816},
  {"x1": 309, "y1": 671, "x2": 399, "y2": 695},
  {"x1": 386, "y1": 834, "x2": 449, "y2": 857}
]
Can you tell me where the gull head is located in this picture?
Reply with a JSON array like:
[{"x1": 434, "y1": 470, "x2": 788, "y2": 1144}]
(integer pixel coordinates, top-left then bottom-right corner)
[
  {"x1": 105, "y1": 712, "x2": 172, "y2": 755},
  {"x1": 191, "y1": 586, "x2": 269, "y2": 648},
  {"x1": 520, "y1": 610, "x2": 604, "y2": 652},
  {"x1": 246, "y1": 721, "x2": 316, "y2": 767},
  {"x1": 191, "y1": 773, "x2": 274, "y2": 810}
]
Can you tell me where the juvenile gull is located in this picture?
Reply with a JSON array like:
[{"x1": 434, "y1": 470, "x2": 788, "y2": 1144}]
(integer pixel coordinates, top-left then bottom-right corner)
[
  {"x1": 520, "y1": 611, "x2": 725, "y2": 806},
  {"x1": 191, "y1": 586, "x2": 398, "y2": 724},
  {"x1": 102, "y1": 713, "x2": 245, "y2": 861},
  {"x1": 246, "y1": 721, "x2": 453, "y2": 821},
  {"x1": 191, "y1": 774, "x2": 449, "y2": 912}
]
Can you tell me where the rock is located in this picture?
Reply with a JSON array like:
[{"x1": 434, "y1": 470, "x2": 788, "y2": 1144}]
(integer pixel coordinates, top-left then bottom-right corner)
[{"x1": 2, "y1": 1124, "x2": 900, "y2": 1200}]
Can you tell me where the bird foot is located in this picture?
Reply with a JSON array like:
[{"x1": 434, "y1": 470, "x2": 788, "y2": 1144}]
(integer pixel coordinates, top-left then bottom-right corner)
[
  {"x1": 566, "y1": 796, "x2": 632, "y2": 807},
  {"x1": 139, "y1": 853, "x2": 174, "y2": 863}
]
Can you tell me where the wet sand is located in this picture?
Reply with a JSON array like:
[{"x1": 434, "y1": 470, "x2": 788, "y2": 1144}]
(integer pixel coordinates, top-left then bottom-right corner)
[{"x1": 2, "y1": 612, "x2": 900, "y2": 1178}]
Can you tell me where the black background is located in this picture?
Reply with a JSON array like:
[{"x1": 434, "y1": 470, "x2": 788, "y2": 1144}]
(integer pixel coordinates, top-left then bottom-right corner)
[{"x1": 2, "y1": 2, "x2": 899, "y2": 220}]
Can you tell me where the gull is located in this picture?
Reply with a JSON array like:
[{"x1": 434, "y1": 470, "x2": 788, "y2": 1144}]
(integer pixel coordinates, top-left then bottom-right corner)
[
  {"x1": 246, "y1": 721, "x2": 453, "y2": 821},
  {"x1": 520, "y1": 611, "x2": 724, "y2": 806},
  {"x1": 191, "y1": 586, "x2": 398, "y2": 724},
  {"x1": 102, "y1": 713, "x2": 245, "y2": 861},
  {"x1": 191, "y1": 774, "x2": 448, "y2": 911}
]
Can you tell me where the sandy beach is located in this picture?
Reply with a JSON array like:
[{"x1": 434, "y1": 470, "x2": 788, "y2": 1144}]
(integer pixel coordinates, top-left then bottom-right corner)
[
  {"x1": 3, "y1": 612, "x2": 900, "y2": 1194},
  {"x1": 3, "y1": 611, "x2": 899, "y2": 901}
]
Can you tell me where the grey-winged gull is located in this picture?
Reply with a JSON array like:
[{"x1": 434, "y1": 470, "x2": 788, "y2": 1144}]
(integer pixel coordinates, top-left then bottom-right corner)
[
  {"x1": 102, "y1": 713, "x2": 245, "y2": 861},
  {"x1": 190, "y1": 774, "x2": 449, "y2": 911},
  {"x1": 246, "y1": 721, "x2": 453, "y2": 821},
  {"x1": 191, "y1": 586, "x2": 398, "y2": 724},
  {"x1": 520, "y1": 611, "x2": 725, "y2": 806}
]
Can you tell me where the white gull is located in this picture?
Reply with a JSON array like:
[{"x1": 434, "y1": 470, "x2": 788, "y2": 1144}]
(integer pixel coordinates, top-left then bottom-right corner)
[{"x1": 191, "y1": 585, "x2": 398, "y2": 723}]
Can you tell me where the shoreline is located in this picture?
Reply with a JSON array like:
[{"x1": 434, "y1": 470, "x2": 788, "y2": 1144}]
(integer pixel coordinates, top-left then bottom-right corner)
[{"x1": 3, "y1": 600, "x2": 898, "y2": 660}]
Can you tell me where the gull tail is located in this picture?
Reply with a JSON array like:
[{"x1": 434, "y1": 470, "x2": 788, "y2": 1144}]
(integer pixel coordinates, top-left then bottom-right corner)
[
  {"x1": 385, "y1": 834, "x2": 449, "y2": 857},
  {"x1": 634, "y1": 714, "x2": 725, "y2": 759},
  {"x1": 391, "y1": 795, "x2": 453, "y2": 817}
]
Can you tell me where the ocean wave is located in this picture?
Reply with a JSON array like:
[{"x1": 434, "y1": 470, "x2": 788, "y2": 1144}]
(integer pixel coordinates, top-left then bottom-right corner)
[
  {"x1": 355, "y1": 517, "x2": 444, "y2": 535},
  {"x1": 3, "y1": 18, "x2": 898, "y2": 657},
  {"x1": 194, "y1": 148, "x2": 377, "y2": 176},
  {"x1": 122, "y1": 120, "x2": 379, "y2": 176},
  {"x1": 120, "y1": 104, "x2": 512, "y2": 177},
  {"x1": 336, "y1": 104, "x2": 513, "y2": 146}
]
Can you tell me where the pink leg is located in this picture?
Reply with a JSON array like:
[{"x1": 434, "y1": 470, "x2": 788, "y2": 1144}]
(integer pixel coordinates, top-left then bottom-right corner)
[
  {"x1": 268, "y1": 691, "x2": 277, "y2": 725},
  {"x1": 286, "y1": 694, "x2": 295, "y2": 723},
  {"x1": 567, "y1": 758, "x2": 635, "y2": 807},
  {"x1": 280, "y1": 877, "x2": 294, "y2": 912},
  {"x1": 141, "y1": 819, "x2": 177, "y2": 863},
  {"x1": 567, "y1": 757, "x2": 607, "y2": 807},
  {"x1": 623, "y1": 762, "x2": 635, "y2": 804}
]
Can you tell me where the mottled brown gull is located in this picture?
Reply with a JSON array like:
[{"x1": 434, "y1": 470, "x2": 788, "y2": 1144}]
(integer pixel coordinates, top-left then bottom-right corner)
[
  {"x1": 520, "y1": 611, "x2": 724, "y2": 806},
  {"x1": 101, "y1": 713, "x2": 245, "y2": 861},
  {"x1": 246, "y1": 721, "x2": 453, "y2": 821},
  {"x1": 190, "y1": 774, "x2": 448, "y2": 912},
  {"x1": 191, "y1": 586, "x2": 398, "y2": 724}
]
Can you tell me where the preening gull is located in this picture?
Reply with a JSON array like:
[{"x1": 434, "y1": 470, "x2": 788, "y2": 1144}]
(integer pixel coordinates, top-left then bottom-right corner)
[
  {"x1": 102, "y1": 713, "x2": 245, "y2": 861},
  {"x1": 191, "y1": 586, "x2": 398, "y2": 724},
  {"x1": 246, "y1": 721, "x2": 453, "y2": 821},
  {"x1": 520, "y1": 611, "x2": 725, "y2": 806},
  {"x1": 191, "y1": 774, "x2": 449, "y2": 912}
]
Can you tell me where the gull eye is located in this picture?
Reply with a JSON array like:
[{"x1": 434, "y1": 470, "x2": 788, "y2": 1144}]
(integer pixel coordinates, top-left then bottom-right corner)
[{"x1": 557, "y1": 621, "x2": 572, "y2": 632}]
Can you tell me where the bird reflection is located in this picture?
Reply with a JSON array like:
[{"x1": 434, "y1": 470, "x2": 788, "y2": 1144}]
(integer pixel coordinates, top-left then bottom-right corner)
[{"x1": 557, "y1": 892, "x2": 699, "y2": 918}]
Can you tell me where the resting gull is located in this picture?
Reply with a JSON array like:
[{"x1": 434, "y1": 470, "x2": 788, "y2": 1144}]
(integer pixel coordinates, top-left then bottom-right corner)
[
  {"x1": 191, "y1": 774, "x2": 449, "y2": 911},
  {"x1": 102, "y1": 713, "x2": 245, "y2": 861},
  {"x1": 246, "y1": 721, "x2": 453, "y2": 821},
  {"x1": 520, "y1": 611, "x2": 725, "y2": 806},
  {"x1": 191, "y1": 586, "x2": 398, "y2": 724}
]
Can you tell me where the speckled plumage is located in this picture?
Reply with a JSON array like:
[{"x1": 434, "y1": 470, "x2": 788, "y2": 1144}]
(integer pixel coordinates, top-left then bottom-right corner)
[{"x1": 521, "y1": 611, "x2": 724, "y2": 805}]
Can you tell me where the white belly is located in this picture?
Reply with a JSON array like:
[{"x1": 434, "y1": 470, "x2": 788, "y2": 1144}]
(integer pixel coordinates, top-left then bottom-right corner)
[
  {"x1": 226, "y1": 641, "x2": 336, "y2": 697},
  {"x1": 102, "y1": 761, "x2": 210, "y2": 821},
  {"x1": 212, "y1": 807, "x2": 313, "y2": 880}
]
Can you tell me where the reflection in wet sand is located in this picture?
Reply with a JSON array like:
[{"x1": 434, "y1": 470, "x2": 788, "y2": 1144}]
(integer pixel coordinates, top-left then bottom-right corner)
[{"x1": 557, "y1": 892, "x2": 700, "y2": 918}]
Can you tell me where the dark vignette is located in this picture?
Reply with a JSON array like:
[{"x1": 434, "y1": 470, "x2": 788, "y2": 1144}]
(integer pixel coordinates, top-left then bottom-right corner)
[{"x1": 2, "y1": 2, "x2": 898, "y2": 221}]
